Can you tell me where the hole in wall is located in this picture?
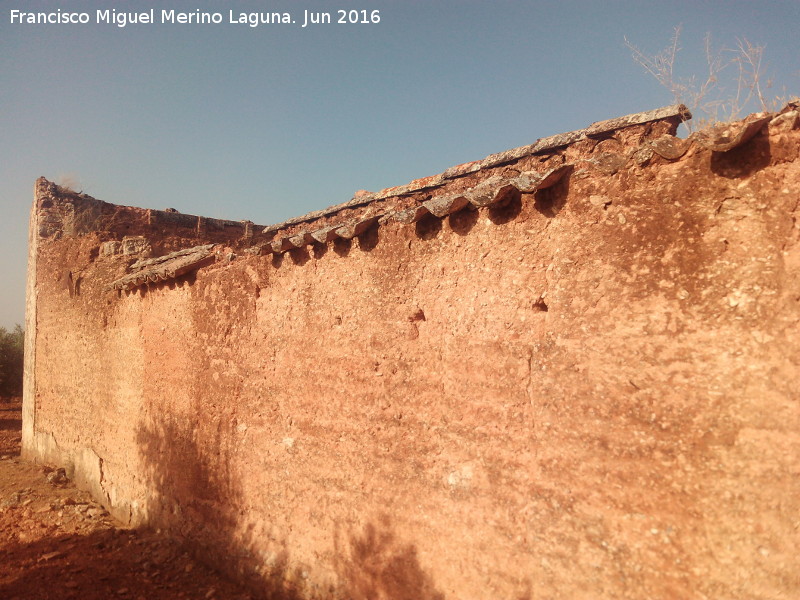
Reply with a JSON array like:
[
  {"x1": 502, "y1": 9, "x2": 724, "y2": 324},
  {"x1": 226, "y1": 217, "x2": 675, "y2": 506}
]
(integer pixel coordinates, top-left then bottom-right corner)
[
  {"x1": 333, "y1": 238, "x2": 352, "y2": 257},
  {"x1": 289, "y1": 247, "x2": 311, "y2": 266},
  {"x1": 312, "y1": 242, "x2": 328, "y2": 260},
  {"x1": 488, "y1": 190, "x2": 522, "y2": 225},
  {"x1": 180, "y1": 273, "x2": 194, "y2": 287},
  {"x1": 409, "y1": 308, "x2": 426, "y2": 322},
  {"x1": 356, "y1": 223, "x2": 380, "y2": 252},
  {"x1": 414, "y1": 213, "x2": 442, "y2": 240},
  {"x1": 448, "y1": 206, "x2": 479, "y2": 236},
  {"x1": 533, "y1": 178, "x2": 569, "y2": 218},
  {"x1": 709, "y1": 134, "x2": 771, "y2": 179}
]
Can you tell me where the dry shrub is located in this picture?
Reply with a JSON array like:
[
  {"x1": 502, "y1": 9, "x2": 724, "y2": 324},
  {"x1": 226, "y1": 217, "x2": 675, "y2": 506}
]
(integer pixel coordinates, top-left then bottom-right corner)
[
  {"x1": 55, "y1": 173, "x2": 83, "y2": 193},
  {"x1": 625, "y1": 25, "x2": 791, "y2": 132}
]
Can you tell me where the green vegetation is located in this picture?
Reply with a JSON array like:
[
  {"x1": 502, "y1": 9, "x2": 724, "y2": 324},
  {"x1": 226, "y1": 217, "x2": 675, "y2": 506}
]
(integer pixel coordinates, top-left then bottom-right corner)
[{"x1": 0, "y1": 325, "x2": 24, "y2": 399}]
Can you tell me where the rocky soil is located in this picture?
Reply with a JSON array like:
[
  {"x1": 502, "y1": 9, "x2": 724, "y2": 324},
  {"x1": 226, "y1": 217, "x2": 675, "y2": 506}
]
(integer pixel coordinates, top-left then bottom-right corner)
[{"x1": 0, "y1": 400, "x2": 253, "y2": 600}]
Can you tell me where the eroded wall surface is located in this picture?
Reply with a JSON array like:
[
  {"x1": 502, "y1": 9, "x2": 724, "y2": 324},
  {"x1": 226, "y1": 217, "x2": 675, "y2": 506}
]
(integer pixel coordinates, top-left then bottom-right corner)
[{"x1": 24, "y1": 107, "x2": 800, "y2": 599}]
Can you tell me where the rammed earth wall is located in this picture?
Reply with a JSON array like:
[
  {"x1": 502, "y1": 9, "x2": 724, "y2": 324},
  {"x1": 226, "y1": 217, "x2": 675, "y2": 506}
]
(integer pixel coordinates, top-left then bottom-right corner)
[{"x1": 23, "y1": 105, "x2": 800, "y2": 599}]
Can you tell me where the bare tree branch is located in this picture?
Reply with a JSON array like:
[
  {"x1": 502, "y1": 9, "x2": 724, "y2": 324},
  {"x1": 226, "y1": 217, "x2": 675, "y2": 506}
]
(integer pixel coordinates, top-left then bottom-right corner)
[{"x1": 625, "y1": 27, "x2": 783, "y2": 132}]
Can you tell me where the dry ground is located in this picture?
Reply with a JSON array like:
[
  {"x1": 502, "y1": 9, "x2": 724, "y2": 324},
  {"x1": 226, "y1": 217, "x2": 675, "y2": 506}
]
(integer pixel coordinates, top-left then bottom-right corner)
[{"x1": 0, "y1": 399, "x2": 254, "y2": 600}]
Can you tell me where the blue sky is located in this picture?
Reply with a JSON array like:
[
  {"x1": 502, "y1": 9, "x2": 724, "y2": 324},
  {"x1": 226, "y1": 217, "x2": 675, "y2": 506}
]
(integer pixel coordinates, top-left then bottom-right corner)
[{"x1": 1, "y1": 0, "x2": 798, "y2": 329}]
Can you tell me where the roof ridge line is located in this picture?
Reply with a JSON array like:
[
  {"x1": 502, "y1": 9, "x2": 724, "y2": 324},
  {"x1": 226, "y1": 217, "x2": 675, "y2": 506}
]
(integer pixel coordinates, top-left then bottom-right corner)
[{"x1": 263, "y1": 104, "x2": 689, "y2": 233}]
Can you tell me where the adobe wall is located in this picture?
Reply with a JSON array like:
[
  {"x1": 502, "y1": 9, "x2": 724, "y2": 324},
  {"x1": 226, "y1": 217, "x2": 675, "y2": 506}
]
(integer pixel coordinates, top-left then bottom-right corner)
[{"x1": 24, "y1": 106, "x2": 800, "y2": 599}]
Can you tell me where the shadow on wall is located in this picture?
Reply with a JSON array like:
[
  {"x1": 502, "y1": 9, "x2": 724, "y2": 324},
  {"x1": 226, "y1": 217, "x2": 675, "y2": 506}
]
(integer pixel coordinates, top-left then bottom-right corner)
[
  {"x1": 415, "y1": 213, "x2": 443, "y2": 240},
  {"x1": 533, "y1": 176, "x2": 569, "y2": 219},
  {"x1": 447, "y1": 205, "x2": 479, "y2": 236},
  {"x1": 135, "y1": 416, "x2": 300, "y2": 598},
  {"x1": 710, "y1": 133, "x2": 771, "y2": 178},
  {"x1": 268, "y1": 227, "x2": 382, "y2": 269},
  {"x1": 136, "y1": 417, "x2": 444, "y2": 599},
  {"x1": 336, "y1": 516, "x2": 445, "y2": 600},
  {"x1": 488, "y1": 189, "x2": 523, "y2": 225}
]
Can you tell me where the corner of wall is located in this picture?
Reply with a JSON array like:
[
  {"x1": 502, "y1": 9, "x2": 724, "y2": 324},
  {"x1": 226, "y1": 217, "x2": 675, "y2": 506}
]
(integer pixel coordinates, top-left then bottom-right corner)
[{"x1": 21, "y1": 178, "x2": 46, "y2": 459}]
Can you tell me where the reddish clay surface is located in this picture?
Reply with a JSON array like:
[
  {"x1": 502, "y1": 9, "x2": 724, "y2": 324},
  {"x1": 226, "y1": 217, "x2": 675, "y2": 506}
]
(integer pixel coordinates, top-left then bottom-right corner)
[
  {"x1": 22, "y1": 107, "x2": 800, "y2": 599},
  {"x1": 1, "y1": 400, "x2": 252, "y2": 600}
]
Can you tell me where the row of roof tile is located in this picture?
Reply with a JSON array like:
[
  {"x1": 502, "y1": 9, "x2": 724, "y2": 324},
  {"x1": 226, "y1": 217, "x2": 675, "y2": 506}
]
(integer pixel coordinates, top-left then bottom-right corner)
[{"x1": 106, "y1": 104, "x2": 798, "y2": 292}]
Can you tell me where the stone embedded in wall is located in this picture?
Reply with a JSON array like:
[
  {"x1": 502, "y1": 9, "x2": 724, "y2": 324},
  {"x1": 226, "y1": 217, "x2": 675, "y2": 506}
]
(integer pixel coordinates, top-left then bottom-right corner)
[
  {"x1": 310, "y1": 225, "x2": 340, "y2": 244},
  {"x1": 33, "y1": 180, "x2": 109, "y2": 239},
  {"x1": 334, "y1": 215, "x2": 380, "y2": 239},
  {"x1": 121, "y1": 236, "x2": 151, "y2": 257},
  {"x1": 270, "y1": 237, "x2": 295, "y2": 253},
  {"x1": 288, "y1": 231, "x2": 314, "y2": 248},
  {"x1": 393, "y1": 205, "x2": 429, "y2": 224},
  {"x1": 37, "y1": 216, "x2": 63, "y2": 239},
  {"x1": 648, "y1": 135, "x2": 691, "y2": 160},
  {"x1": 100, "y1": 241, "x2": 122, "y2": 257},
  {"x1": 464, "y1": 176, "x2": 507, "y2": 207},
  {"x1": 108, "y1": 244, "x2": 215, "y2": 291},
  {"x1": 692, "y1": 112, "x2": 773, "y2": 151},
  {"x1": 34, "y1": 186, "x2": 76, "y2": 239},
  {"x1": 587, "y1": 152, "x2": 628, "y2": 175},
  {"x1": 422, "y1": 194, "x2": 469, "y2": 218},
  {"x1": 769, "y1": 106, "x2": 800, "y2": 132}
]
